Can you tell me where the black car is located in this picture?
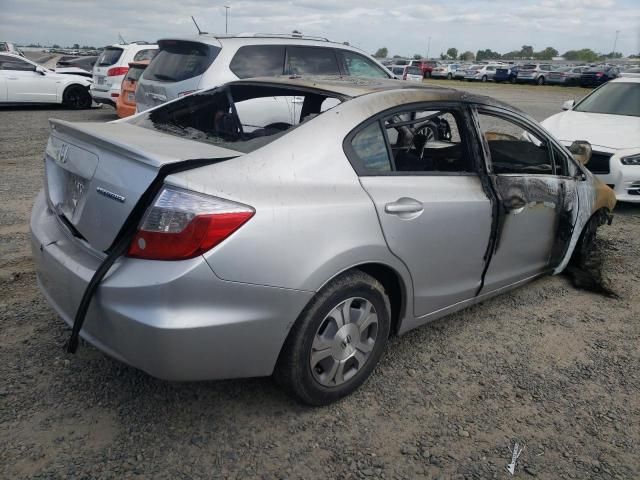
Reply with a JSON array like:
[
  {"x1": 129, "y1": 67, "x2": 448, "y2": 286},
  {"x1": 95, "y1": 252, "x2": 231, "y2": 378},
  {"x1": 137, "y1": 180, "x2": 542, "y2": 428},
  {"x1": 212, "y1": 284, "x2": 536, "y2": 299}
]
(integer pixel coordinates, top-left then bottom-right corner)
[{"x1": 579, "y1": 65, "x2": 619, "y2": 87}]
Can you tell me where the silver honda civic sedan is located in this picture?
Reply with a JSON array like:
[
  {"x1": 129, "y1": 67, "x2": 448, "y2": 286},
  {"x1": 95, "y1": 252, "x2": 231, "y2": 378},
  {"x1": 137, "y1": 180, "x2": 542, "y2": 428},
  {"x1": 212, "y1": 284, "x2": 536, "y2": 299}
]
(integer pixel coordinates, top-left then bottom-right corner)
[{"x1": 31, "y1": 76, "x2": 615, "y2": 405}]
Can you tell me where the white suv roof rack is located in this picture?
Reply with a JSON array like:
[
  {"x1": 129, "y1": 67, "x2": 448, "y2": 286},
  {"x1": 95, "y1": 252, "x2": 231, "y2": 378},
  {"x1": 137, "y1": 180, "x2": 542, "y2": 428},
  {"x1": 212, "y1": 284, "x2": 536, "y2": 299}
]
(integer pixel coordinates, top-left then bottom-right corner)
[{"x1": 227, "y1": 32, "x2": 331, "y2": 42}]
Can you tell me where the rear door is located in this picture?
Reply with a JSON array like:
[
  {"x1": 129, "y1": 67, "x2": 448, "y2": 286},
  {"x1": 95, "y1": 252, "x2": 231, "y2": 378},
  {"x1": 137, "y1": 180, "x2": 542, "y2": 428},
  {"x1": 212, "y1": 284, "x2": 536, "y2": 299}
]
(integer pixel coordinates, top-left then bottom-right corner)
[
  {"x1": 473, "y1": 107, "x2": 577, "y2": 292},
  {"x1": 346, "y1": 104, "x2": 493, "y2": 317}
]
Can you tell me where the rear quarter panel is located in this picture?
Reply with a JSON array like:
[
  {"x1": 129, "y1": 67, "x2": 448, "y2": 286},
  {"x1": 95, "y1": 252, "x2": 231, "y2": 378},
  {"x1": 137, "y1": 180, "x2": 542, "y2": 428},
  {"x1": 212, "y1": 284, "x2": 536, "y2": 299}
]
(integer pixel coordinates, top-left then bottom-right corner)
[{"x1": 165, "y1": 93, "x2": 415, "y2": 302}]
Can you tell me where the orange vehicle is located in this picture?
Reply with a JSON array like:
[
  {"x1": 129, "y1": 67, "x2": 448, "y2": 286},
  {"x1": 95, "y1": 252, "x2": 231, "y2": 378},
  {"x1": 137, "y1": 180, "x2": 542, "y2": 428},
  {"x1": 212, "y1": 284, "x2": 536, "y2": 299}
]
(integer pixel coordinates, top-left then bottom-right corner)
[{"x1": 115, "y1": 61, "x2": 149, "y2": 118}]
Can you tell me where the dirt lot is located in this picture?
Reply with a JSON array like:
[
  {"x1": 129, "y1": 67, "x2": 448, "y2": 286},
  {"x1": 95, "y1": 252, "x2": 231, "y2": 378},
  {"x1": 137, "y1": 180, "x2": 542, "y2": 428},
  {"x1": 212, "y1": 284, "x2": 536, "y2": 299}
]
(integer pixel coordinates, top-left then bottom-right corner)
[{"x1": 1, "y1": 83, "x2": 639, "y2": 479}]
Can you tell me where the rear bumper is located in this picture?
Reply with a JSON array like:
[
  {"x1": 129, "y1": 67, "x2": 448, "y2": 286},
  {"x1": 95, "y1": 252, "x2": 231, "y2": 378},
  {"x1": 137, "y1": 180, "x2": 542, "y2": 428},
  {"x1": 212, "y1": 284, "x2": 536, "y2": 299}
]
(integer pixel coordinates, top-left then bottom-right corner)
[
  {"x1": 116, "y1": 101, "x2": 136, "y2": 118},
  {"x1": 30, "y1": 191, "x2": 313, "y2": 380},
  {"x1": 89, "y1": 84, "x2": 119, "y2": 106}
]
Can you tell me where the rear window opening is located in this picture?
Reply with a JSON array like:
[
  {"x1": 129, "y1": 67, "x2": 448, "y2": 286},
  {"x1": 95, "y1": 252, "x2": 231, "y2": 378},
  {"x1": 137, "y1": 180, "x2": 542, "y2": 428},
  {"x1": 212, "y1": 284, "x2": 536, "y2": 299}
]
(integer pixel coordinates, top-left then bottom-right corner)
[
  {"x1": 143, "y1": 40, "x2": 220, "y2": 82},
  {"x1": 128, "y1": 83, "x2": 345, "y2": 153},
  {"x1": 97, "y1": 47, "x2": 123, "y2": 66}
]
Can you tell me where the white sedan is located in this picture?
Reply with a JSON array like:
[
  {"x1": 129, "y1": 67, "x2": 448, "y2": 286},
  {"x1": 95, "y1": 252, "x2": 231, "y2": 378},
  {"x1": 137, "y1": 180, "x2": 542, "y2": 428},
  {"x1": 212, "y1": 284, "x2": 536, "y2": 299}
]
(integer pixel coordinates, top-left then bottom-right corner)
[
  {"x1": 0, "y1": 53, "x2": 93, "y2": 108},
  {"x1": 542, "y1": 78, "x2": 640, "y2": 202}
]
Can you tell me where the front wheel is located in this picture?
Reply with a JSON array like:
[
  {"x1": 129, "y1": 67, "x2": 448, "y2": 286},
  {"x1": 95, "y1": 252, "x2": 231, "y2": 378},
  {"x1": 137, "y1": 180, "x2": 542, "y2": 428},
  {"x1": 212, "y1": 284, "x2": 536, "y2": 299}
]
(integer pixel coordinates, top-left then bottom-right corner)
[
  {"x1": 63, "y1": 85, "x2": 92, "y2": 109},
  {"x1": 537, "y1": 76, "x2": 545, "y2": 85},
  {"x1": 447, "y1": 73, "x2": 452, "y2": 80},
  {"x1": 481, "y1": 75, "x2": 487, "y2": 82},
  {"x1": 275, "y1": 270, "x2": 391, "y2": 405}
]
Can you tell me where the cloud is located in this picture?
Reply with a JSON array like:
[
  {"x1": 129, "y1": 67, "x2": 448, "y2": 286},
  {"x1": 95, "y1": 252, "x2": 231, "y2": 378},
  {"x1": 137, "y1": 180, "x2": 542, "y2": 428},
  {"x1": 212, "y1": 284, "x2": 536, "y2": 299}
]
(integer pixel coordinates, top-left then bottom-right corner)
[{"x1": 0, "y1": 0, "x2": 638, "y2": 55}]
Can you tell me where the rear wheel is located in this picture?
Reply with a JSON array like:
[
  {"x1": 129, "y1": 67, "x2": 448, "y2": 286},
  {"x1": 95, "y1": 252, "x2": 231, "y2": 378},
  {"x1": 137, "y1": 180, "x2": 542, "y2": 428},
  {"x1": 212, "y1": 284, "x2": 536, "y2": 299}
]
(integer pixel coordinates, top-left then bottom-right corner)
[
  {"x1": 447, "y1": 73, "x2": 452, "y2": 80},
  {"x1": 481, "y1": 75, "x2": 488, "y2": 82},
  {"x1": 275, "y1": 270, "x2": 391, "y2": 406},
  {"x1": 537, "y1": 76, "x2": 545, "y2": 85},
  {"x1": 63, "y1": 85, "x2": 91, "y2": 109}
]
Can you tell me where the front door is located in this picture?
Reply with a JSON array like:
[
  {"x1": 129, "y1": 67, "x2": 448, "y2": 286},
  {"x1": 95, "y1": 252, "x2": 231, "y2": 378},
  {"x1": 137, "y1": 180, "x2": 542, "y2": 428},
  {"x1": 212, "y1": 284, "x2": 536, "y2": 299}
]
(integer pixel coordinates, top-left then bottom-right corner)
[
  {"x1": 346, "y1": 105, "x2": 493, "y2": 318},
  {"x1": 474, "y1": 107, "x2": 576, "y2": 292}
]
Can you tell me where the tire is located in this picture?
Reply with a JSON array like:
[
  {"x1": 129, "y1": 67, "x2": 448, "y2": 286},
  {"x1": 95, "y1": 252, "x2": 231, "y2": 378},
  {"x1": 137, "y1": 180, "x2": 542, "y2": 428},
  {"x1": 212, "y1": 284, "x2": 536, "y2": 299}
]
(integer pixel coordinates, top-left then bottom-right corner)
[
  {"x1": 63, "y1": 85, "x2": 91, "y2": 109},
  {"x1": 510, "y1": 76, "x2": 516, "y2": 84},
  {"x1": 537, "y1": 76, "x2": 545, "y2": 85},
  {"x1": 275, "y1": 270, "x2": 391, "y2": 406},
  {"x1": 481, "y1": 75, "x2": 487, "y2": 82},
  {"x1": 447, "y1": 73, "x2": 452, "y2": 80}
]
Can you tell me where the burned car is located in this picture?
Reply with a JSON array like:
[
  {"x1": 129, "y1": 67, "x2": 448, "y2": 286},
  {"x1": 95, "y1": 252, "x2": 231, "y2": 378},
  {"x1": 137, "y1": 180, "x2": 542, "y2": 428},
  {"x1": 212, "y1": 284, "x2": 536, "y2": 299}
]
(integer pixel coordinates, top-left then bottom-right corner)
[{"x1": 30, "y1": 77, "x2": 615, "y2": 405}]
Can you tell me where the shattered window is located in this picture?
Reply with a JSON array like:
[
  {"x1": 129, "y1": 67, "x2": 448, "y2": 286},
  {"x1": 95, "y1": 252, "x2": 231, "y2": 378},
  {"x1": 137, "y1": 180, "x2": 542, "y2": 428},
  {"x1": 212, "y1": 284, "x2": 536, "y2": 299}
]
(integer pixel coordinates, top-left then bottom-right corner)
[
  {"x1": 477, "y1": 112, "x2": 553, "y2": 175},
  {"x1": 129, "y1": 84, "x2": 342, "y2": 153}
]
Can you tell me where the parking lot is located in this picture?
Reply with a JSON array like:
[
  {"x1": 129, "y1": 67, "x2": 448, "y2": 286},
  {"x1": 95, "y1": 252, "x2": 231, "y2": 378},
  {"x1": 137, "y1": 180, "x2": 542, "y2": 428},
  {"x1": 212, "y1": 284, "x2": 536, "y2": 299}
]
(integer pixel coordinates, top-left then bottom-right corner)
[{"x1": 1, "y1": 82, "x2": 639, "y2": 479}]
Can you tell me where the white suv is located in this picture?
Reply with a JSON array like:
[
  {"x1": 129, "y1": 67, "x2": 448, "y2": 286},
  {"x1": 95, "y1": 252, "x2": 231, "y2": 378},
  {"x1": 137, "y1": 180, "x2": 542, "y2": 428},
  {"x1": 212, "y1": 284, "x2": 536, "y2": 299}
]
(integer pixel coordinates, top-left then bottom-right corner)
[
  {"x1": 91, "y1": 42, "x2": 158, "y2": 106},
  {"x1": 135, "y1": 33, "x2": 392, "y2": 113}
]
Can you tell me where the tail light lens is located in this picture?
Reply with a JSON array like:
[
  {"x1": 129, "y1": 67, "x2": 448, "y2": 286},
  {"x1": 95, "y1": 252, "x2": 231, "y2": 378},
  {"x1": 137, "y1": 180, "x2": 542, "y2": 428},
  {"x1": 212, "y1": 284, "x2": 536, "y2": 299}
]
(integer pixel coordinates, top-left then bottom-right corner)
[
  {"x1": 127, "y1": 186, "x2": 254, "y2": 260},
  {"x1": 596, "y1": 72, "x2": 604, "y2": 77},
  {"x1": 107, "y1": 66, "x2": 129, "y2": 77},
  {"x1": 403, "y1": 73, "x2": 407, "y2": 80}
]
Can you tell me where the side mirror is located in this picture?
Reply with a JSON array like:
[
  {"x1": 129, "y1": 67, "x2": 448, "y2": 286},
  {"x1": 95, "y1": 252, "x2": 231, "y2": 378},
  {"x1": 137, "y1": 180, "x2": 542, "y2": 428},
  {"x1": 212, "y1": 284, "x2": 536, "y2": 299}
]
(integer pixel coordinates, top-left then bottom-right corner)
[
  {"x1": 562, "y1": 99, "x2": 575, "y2": 111},
  {"x1": 569, "y1": 140, "x2": 592, "y2": 166},
  {"x1": 35, "y1": 66, "x2": 46, "y2": 75}
]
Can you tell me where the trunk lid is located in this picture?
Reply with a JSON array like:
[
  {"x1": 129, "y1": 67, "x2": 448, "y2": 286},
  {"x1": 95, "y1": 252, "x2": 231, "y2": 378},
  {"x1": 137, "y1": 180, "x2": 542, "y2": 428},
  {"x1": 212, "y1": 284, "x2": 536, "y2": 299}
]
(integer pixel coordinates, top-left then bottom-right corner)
[{"x1": 45, "y1": 119, "x2": 242, "y2": 251}]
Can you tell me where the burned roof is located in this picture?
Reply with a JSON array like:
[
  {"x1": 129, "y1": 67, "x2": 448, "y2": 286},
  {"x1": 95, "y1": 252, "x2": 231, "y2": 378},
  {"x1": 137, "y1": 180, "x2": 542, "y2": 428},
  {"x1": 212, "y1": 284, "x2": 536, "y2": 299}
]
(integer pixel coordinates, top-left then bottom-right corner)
[{"x1": 230, "y1": 75, "x2": 526, "y2": 115}]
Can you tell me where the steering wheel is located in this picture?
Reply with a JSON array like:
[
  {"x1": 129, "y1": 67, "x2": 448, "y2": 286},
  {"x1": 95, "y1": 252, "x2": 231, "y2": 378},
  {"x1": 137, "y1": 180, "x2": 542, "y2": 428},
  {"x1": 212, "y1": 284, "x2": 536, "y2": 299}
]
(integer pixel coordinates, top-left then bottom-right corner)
[{"x1": 413, "y1": 122, "x2": 438, "y2": 160}]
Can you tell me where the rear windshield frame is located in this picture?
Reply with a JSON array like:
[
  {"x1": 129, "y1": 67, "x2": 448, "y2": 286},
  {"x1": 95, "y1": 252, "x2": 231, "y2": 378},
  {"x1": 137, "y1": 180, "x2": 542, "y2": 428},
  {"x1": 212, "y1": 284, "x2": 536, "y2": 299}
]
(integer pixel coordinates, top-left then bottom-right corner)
[{"x1": 127, "y1": 82, "x2": 347, "y2": 153}]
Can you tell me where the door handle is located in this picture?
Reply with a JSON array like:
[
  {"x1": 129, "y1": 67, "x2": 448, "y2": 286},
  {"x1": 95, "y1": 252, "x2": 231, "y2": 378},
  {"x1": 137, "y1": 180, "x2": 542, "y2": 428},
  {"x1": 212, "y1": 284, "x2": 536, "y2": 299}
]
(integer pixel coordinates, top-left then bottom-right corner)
[{"x1": 384, "y1": 198, "x2": 424, "y2": 218}]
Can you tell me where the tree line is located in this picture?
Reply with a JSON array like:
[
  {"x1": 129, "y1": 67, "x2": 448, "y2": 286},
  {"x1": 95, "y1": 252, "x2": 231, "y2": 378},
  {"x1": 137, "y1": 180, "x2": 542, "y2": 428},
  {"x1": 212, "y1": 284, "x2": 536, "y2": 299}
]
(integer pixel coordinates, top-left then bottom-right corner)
[{"x1": 374, "y1": 45, "x2": 634, "y2": 62}]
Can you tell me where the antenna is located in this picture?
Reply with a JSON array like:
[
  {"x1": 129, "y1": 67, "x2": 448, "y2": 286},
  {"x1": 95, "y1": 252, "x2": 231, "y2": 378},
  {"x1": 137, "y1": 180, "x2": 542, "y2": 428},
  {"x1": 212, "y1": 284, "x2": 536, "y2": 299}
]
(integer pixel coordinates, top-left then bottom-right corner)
[
  {"x1": 118, "y1": 33, "x2": 127, "y2": 44},
  {"x1": 191, "y1": 16, "x2": 208, "y2": 35}
]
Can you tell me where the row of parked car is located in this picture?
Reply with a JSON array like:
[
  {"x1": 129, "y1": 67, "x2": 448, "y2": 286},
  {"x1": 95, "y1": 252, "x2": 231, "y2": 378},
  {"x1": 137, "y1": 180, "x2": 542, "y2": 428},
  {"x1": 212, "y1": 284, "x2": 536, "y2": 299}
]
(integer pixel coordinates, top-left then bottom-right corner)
[{"x1": 387, "y1": 60, "x2": 638, "y2": 87}]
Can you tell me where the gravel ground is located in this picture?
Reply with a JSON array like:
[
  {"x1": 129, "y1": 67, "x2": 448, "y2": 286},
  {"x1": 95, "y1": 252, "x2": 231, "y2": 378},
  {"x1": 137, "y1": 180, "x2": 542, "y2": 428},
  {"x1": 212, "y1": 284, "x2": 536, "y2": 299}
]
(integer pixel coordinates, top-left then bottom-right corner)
[{"x1": 1, "y1": 83, "x2": 639, "y2": 479}]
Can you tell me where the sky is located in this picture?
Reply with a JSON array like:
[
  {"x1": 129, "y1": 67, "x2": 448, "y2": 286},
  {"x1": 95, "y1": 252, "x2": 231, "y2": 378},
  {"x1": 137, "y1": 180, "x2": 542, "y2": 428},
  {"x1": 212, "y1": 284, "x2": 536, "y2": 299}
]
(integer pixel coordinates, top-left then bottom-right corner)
[{"x1": 1, "y1": 0, "x2": 639, "y2": 57}]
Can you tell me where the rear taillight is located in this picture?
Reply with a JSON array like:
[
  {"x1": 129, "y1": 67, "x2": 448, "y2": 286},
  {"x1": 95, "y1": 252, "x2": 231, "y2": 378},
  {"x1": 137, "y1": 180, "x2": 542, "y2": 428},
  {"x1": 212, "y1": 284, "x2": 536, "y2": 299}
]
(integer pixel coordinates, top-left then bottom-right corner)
[
  {"x1": 596, "y1": 72, "x2": 604, "y2": 77},
  {"x1": 107, "y1": 66, "x2": 129, "y2": 77},
  {"x1": 403, "y1": 73, "x2": 407, "y2": 80},
  {"x1": 127, "y1": 186, "x2": 254, "y2": 260}
]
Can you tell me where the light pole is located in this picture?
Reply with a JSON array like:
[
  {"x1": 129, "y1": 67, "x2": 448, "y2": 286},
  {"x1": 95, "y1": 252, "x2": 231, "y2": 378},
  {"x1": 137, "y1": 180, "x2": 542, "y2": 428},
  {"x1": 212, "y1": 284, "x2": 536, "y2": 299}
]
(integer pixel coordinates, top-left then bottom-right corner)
[
  {"x1": 426, "y1": 36, "x2": 431, "y2": 59},
  {"x1": 612, "y1": 30, "x2": 620, "y2": 57},
  {"x1": 224, "y1": 6, "x2": 230, "y2": 34}
]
